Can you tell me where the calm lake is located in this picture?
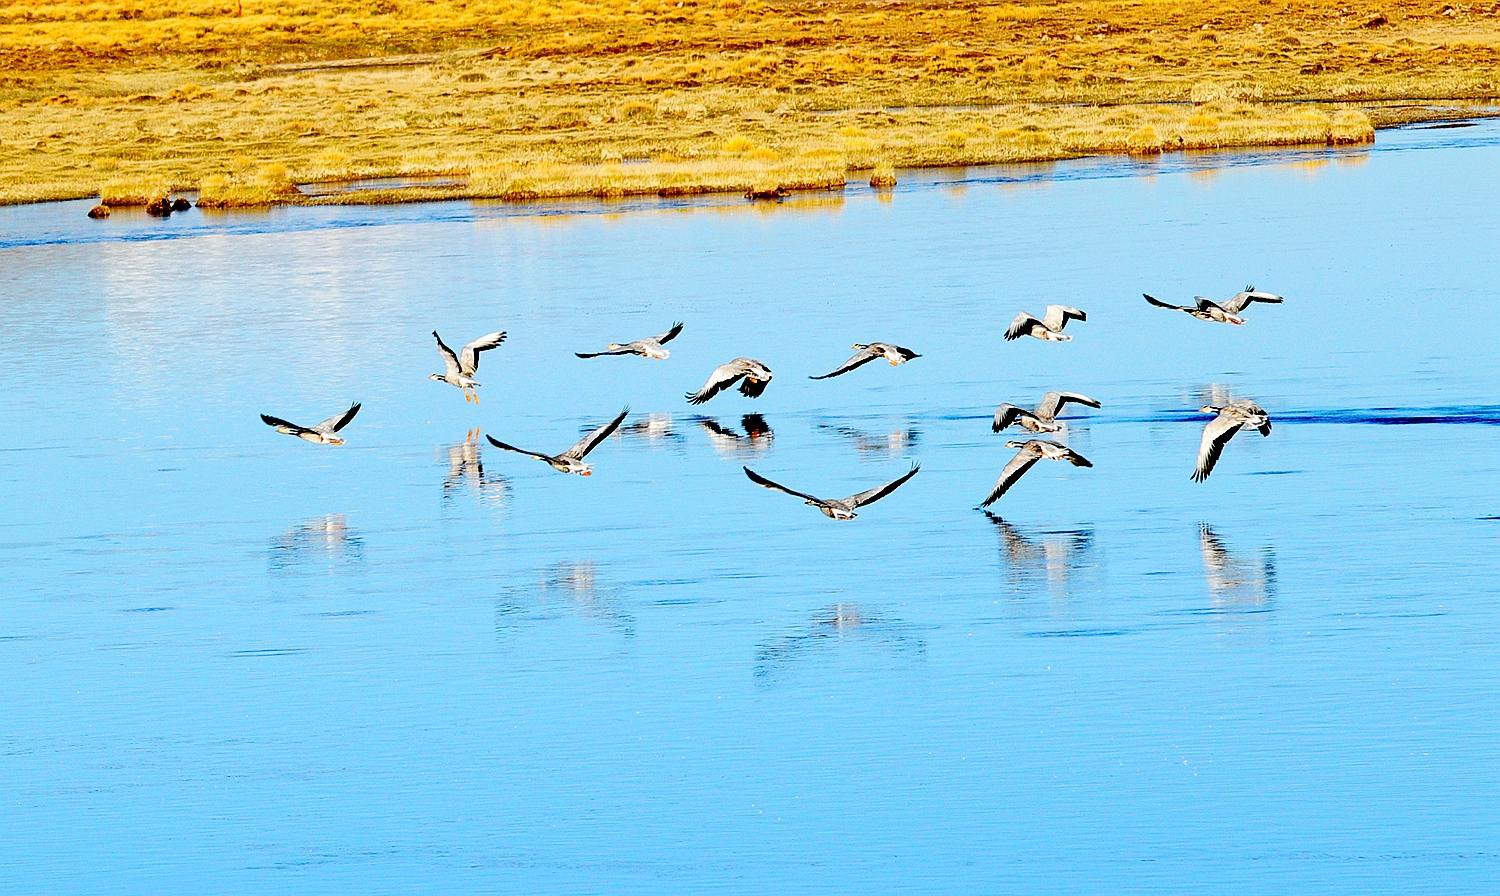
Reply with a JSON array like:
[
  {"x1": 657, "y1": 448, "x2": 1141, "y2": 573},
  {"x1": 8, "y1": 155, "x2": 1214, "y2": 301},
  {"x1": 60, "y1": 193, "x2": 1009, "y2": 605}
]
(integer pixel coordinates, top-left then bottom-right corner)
[{"x1": 3, "y1": 119, "x2": 1499, "y2": 893}]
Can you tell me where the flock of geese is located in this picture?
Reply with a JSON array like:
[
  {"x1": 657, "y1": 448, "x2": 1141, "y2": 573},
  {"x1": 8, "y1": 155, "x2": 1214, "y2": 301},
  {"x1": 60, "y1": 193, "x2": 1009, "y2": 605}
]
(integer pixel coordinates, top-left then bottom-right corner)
[{"x1": 260, "y1": 288, "x2": 1284, "y2": 520}]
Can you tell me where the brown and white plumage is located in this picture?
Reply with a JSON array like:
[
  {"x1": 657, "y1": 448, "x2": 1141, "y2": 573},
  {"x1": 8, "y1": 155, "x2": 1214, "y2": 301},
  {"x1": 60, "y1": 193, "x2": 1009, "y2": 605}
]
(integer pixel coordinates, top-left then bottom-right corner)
[
  {"x1": 576, "y1": 322, "x2": 683, "y2": 360},
  {"x1": 431, "y1": 329, "x2": 507, "y2": 402},
  {"x1": 485, "y1": 407, "x2": 629, "y2": 476},
  {"x1": 1144, "y1": 294, "x2": 1244, "y2": 325},
  {"x1": 993, "y1": 391, "x2": 1101, "y2": 433},
  {"x1": 1193, "y1": 400, "x2": 1271, "y2": 482},
  {"x1": 1005, "y1": 305, "x2": 1086, "y2": 341},
  {"x1": 686, "y1": 357, "x2": 773, "y2": 404},
  {"x1": 744, "y1": 464, "x2": 919, "y2": 520},
  {"x1": 809, "y1": 342, "x2": 920, "y2": 380},
  {"x1": 980, "y1": 439, "x2": 1092, "y2": 507},
  {"x1": 261, "y1": 402, "x2": 361, "y2": 445}
]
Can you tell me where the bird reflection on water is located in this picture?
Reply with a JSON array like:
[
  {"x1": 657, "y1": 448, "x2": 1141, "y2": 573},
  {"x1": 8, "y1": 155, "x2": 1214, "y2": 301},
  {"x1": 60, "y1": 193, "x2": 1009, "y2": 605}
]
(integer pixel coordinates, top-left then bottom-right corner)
[
  {"x1": 1199, "y1": 524, "x2": 1276, "y2": 612},
  {"x1": 753, "y1": 602, "x2": 924, "y2": 684},
  {"x1": 495, "y1": 561, "x2": 635, "y2": 638},
  {"x1": 819, "y1": 423, "x2": 920, "y2": 458},
  {"x1": 268, "y1": 514, "x2": 364, "y2": 573},
  {"x1": 604, "y1": 412, "x2": 682, "y2": 446},
  {"x1": 442, "y1": 429, "x2": 509, "y2": 505},
  {"x1": 985, "y1": 512, "x2": 1095, "y2": 597},
  {"x1": 693, "y1": 414, "x2": 774, "y2": 457}
]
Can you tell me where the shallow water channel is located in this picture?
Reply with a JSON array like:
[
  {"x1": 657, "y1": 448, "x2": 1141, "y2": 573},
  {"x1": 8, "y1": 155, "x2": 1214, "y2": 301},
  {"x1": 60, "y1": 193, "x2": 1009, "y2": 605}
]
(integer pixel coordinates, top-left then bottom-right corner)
[{"x1": 3, "y1": 121, "x2": 1500, "y2": 893}]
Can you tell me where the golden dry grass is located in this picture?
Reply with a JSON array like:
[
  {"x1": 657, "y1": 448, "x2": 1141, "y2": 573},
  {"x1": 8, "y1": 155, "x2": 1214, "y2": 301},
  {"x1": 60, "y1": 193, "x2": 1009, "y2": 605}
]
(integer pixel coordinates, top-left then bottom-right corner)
[{"x1": 2, "y1": 0, "x2": 1497, "y2": 206}]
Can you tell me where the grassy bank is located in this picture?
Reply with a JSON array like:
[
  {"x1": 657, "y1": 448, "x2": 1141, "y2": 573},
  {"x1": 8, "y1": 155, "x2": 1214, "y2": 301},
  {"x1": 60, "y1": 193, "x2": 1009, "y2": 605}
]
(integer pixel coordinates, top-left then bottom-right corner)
[{"x1": 3, "y1": 0, "x2": 1498, "y2": 208}]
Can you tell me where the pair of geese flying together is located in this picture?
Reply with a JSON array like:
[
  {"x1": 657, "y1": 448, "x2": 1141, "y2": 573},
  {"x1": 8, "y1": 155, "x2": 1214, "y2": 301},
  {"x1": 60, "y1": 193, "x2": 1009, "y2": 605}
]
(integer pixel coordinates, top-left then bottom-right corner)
[
  {"x1": 1143, "y1": 287, "x2": 1283, "y2": 325},
  {"x1": 685, "y1": 342, "x2": 920, "y2": 404}
]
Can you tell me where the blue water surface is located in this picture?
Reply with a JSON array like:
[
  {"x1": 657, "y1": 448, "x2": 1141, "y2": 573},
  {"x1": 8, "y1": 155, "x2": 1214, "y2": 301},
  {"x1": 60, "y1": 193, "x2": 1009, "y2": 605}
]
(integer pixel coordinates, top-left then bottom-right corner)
[{"x1": 2, "y1": 120, "x2": 1499, "y2": 894}]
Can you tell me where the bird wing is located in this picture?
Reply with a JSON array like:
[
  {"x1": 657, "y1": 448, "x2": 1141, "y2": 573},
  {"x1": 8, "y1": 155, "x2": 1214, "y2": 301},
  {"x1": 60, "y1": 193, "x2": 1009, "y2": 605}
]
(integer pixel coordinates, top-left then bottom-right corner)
[
  {"x1": 896, "y1": 345, "x2": 921, "y2": 361},
  {"x1": 738, "y1": 371, "x2": 772, "y2": 398},
  {"x1": 1044, "y1": 305, "x2": 1085, "y2": 330},
  {"x1": 485, "y1": 435, "x2": 555, "y2": 462},
  {"x1": 564, "y1": 407, "x2": 629, "y2": 459},
  {"x1": 1144, "y1": 294, "x2": 1190, "y2": 312},
  {"x1": 1199, "y1": 524, "x2": 1230, "y2": 571},
  {"x1": 1061, "y1": 447, "x2": 1093, "y2": 467},
  {"x1": 980, "y1": 449, "x2": 1042, "y2": 507},
  {"x1": 1222, "y1": 290, "x2": 1283, "y2": 313},
  {"x1": 1194, "y1": 296, "x2": 1232, "y2": 313},
  {"x1": 846, "y1": 464, "x2": 920, "y2": 508},
  {"x1": 653, "y1": 321, "x2": 685, "y2": 344},
  {"x1": 432, "y1": 331, "x2": 461, "y2": 377},
  {"x1": 315, "y1": 403, "x2": 361, "y2": 433},
  {"x1": 260, "y1": 413, "x2": 301, "y2": 430},
  {"x1": 686, "y1": 363, "x2": 745, "y2": 404},
  {"x1": 1193, "y1": 415, "x2": 1245, "y2": 482},
  {"x1": 459, "y1": 331, "x2": 506, "y2": 375},
  {"x1": 1036, "y1": 391, "x2": 1101, "y2": 420},
  {"x1": 743, "y1": 466, "x2": 824, "y2": 505},
  {"x1": 575, "y1": 346, "x2": 635, "y2": 358},
  {"x1": 992, "y1": 404, "x2": 1029, "y2": 432},
  {"x1": 695, "y1": 417, "x2": 741, "y2": 440},
  {"x1": 809, "y1": 347, "x2": 880, "y2": 379},
  {"x1": 1005, "y1": 311, "x2": 1040, "y2": 341}
]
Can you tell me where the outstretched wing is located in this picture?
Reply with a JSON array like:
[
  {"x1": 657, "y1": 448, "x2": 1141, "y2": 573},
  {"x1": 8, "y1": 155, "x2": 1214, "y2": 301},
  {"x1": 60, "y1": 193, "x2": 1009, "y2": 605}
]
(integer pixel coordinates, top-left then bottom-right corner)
[
  {"x1": 459, "y1": 331, "x2": 506, "y2": 375},
  {"x1": 1036, "y1": 391, "x2": 1101, "y2": 421},
  {"x1": 810, "y1": 347, "x2": 880, "y2": 380},
  {"x1": 1144, "y1": 294, "x2": 1190, "y2": 312},
  {"x1": 1222, "y1": 289, "x2": 1284, "y2": 313},
  {"x1": 1005, "y1": 311, "x2": 1040, "y2": 341},
  {"x1": 565, "y1": 407, "x2": 629, "y2": 459},
  {"x1": 432, "y1": 331, "x2": 461, "y2": 378},
  {"x1": 1044, "y1": 305, "x2": 1086, "y2": 331},
  {"x1": 738, "y1": 373, "x2": 772, "y2": 398},
  {"x1": 743, "y1": 466, "x2": 824, "y2": 505},
  {"x1": 575, "y1": 346, "x2": 634, "y2": 359},
  {"x1": 980, "y1": 449, "x2": 1042, "y2": 507},
  {"x1": 315, "y1": 403, "x2": 361, "y2": 433},
  {"x1": 1061, "y1": 447, "x2": 1093, "y2": 467},
  {"x1": 686, "y1": 363, "x2": 744, "y2": 404},
  {"x1": 895, "y1": 345, "x2": 921, "y2": 361},
  {"x1": 1193, "y1": 296, "x2": 1232, "y2": 313},
  {"x1": 846, "y1": 464, "x2": 920, "y2": 508},
  {"x1": 992, "y1": 403, "x2": 1030, "y2": 432},
  {"x1": 654, "y1": 321, "x2": 685, "y2": 345},
  {"x1": 1192, "y1": 415, "x2": 1245, "y2": 482},
  {"x1": 260, "y1": 413, "x2": 300, "y2": 430},
  {"x1": 695, "y1": 417, "x2": 741, "y2": 440},
  {"x1": 485, "y1": 435, "x2": 555, "y2": 462}
]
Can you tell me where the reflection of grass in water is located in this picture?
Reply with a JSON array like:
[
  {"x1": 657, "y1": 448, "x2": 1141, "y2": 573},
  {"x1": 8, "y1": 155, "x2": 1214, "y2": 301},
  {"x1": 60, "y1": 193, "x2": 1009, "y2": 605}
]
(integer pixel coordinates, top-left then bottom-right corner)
[{"x1": 9, "y1": 0, "x2": 1495, "y2": 207}]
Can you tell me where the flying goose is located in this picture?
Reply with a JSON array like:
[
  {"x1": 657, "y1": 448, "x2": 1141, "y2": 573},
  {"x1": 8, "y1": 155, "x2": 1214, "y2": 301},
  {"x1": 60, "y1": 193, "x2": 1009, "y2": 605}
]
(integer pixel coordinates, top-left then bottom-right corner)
[
  {"x1": 809, "y1": 342, "x2": 920, "y2": 379},
  {"x1": 575, "y1": 322, "x2": 683, "y2": 360},
  {"x1": 743, "y1": 464, "x2": 920, "y2": 520},
  {"x1": 260, "y1": 402, "x2": 361, "y2": 445},
  {"x1": 980, "y1": 439, "x2": 1092, "y2": 507},
  {"x1": 1005, "y1": 305, "x2": 1086, "y2": 342},
  {"x1": 1193, "y1": 400, "x2": 1271, "y2": 482},
  {"x1": 1221, "y1": 286, "x2": 1284, "y2": 314},
  {"x1": 993, "y1": 391, "x2": 1101, "y2": 433},
  {"x1": 1144, "y1": 294, "x2": 1245, "y2": 325},
  {"x1": 485, "y1": 407, "x2": 629, "y2": 476},
  {"x1": 431, "y1": 329, "x2": 507, "y2": 402},
  {"x1": 686, "y1": 358, "x2": 773, "y2": 404}
]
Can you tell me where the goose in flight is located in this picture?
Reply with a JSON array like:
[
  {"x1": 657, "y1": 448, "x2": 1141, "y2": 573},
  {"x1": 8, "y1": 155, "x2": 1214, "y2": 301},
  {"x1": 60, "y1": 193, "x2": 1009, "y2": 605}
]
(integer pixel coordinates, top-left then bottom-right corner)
[
  {"x1": 1222, "y1": 286, "x2": 1284, "y2": 313},
  {"x1": 1193, "y1": 400, "x2": 1271, "y2": 482},
  {"x1": 431, "y1": 329, "x2": 507, "y2": 402},
  {"x1": 576, "y1": 322, "x2": 683, "y2": 360},
  {"x1": 1144, "y1": 294, "x2": 1245, "y2": 325},
  {"x1": 485, "y1": 407, "x2": 629, "y2": 476},
  {"x1": 980, "y1": 439, "x2": 1092, "y2": 507},
  {"x1": 261, "y1": 403, "x2": 361, "y2": 445},
  {"x1": 809, "y1": 342, "x2": 920, "y2": 379},
  {"x1": 993, "y1": 391, "x2": 1101, "y2": 433},
  {"x1": 1005, "y1": 305, "x2": 1086, "y2": 342},
  {"x1": 743, "y1": 464, "x2": 920, "y2": 520},
  {"x1": 687, "y1": 358, "x2": 773, "y2": 404}
]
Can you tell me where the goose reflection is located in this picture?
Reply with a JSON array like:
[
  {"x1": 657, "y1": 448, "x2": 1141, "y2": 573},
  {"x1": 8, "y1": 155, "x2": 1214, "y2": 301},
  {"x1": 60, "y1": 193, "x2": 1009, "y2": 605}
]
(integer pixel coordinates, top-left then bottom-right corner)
[
  {"x1": 985, "y1": 512, "x2": 1094, "y2": 595},
  {"x1": 495, "y1": 561, "x2": 635, "y2": 637},
  {"x1": 754, "y1": 602, "x2": 924, "y2": 684},
  {"x1": 442, "y1": 429, "x2": 509, "y2": 504},
  {"x1": 268, "y1": 514, "x2": 364, "y2": 572},
  {"x1": 1199, "y1": 525, "x2": 1276, "y2": 610},
  {"x1": 819, "y1": 423, "x2": 920, "y2": 458},
  {"x1": 694, "y1": 414, "x2": 774, "y2": 457},
  {"x1": 603, "y1": 412, "x2": 682, "y2": 446}
]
